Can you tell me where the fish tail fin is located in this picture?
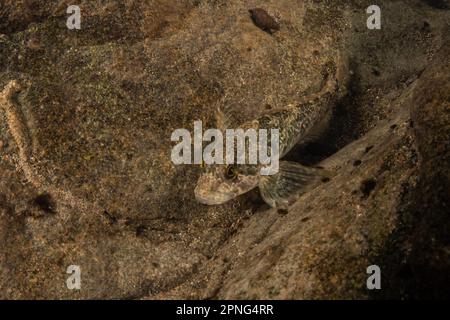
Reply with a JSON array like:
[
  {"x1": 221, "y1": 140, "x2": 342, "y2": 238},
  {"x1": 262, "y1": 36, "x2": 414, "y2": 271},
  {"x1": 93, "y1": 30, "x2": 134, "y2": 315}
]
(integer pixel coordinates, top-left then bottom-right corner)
[{"x1": 258, "y1": 161, "x2": 332, "y2": 209}]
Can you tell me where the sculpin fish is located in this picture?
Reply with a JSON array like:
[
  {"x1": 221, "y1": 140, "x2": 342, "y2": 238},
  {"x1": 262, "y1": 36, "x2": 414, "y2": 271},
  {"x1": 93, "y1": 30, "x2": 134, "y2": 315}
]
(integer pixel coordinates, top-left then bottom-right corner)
[{"x1": 195, "y1": 59, "x2": 346, "y2": 209}]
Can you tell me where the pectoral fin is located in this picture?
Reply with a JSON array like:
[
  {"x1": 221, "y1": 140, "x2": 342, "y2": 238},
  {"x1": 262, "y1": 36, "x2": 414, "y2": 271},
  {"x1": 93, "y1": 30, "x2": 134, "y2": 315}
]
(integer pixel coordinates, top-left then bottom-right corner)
[
  {"x1": 259, "y1": 161, "x2": 331, "y2": 208},
  {"x1": 216, "y1": 103, "x2": 239, "y2": 130}
]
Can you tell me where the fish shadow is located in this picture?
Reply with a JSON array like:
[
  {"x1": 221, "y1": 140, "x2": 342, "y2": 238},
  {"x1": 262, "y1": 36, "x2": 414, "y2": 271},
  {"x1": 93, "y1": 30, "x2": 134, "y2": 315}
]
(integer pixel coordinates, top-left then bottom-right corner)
[{"x1": 285, "y1": 59, "x2": 365, "y2": 166}]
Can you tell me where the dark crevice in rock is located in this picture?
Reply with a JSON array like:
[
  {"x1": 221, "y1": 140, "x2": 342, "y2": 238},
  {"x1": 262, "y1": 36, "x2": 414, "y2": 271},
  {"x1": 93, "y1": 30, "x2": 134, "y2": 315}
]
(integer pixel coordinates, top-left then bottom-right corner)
[
  {"x1": 32, "y1": 193, "x2": 56, "y2": 214},
  {"x1": 360, "y1": 179, "x2": 377, "y2": 198},
  {"x1": 423, "y1": 0, "x2": 450, "y2": 9}
]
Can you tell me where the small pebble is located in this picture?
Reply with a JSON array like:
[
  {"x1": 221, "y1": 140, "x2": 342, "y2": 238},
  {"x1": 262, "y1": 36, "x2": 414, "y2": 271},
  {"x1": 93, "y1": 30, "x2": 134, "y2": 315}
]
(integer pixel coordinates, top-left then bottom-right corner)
[{"x1": 249, "y1": 8, "x2": 280, "y2": 34}]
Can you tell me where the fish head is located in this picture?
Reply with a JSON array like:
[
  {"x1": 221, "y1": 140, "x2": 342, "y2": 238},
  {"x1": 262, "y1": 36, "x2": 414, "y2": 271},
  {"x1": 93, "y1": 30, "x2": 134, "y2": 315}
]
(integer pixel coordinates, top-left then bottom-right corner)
[{"x1": 195, "y1": 164, "x2": 260, "y2": 205}]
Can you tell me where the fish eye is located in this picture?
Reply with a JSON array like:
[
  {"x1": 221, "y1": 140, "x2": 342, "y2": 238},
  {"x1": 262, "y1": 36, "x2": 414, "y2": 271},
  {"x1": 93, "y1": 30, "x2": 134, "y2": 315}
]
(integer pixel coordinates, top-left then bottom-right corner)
[{"x1": 225, "y1": 165, "x2": 238, "y2": 179}]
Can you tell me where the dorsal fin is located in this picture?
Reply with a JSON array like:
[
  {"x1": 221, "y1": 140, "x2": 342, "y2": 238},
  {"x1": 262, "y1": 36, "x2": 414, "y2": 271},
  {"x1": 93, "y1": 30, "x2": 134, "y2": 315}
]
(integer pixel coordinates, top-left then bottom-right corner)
[
  {"x1": 215, "y1": 98, "x2": 241, "y2": 130},
  {"x1": 216, "y1": 106, "x2": 232, "y2": 130}
]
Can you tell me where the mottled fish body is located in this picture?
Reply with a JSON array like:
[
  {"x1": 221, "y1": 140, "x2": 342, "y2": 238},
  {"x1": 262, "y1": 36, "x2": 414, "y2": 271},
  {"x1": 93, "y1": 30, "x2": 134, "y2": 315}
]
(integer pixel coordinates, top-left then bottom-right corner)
[{"x1": 195, "y1": 60, "x2": 344, "y2": 209}]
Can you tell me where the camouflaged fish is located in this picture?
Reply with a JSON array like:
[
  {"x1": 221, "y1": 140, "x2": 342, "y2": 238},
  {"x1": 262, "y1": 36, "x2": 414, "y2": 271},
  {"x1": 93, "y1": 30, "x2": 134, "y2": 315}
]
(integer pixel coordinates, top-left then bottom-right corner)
[{"x1": 195, "y1": 60, "x2": 345, "y2": 209}]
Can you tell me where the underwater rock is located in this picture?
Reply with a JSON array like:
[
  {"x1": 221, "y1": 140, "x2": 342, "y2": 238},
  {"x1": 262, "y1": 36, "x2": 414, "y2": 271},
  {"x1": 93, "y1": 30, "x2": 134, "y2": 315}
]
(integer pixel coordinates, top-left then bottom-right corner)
[{"x1": 0, "y1": 0, "x2": 449, "y2": 299}]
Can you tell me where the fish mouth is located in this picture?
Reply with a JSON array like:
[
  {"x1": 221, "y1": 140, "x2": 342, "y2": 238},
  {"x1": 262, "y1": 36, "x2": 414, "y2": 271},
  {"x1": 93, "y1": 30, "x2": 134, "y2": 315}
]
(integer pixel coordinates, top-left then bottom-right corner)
[{"x1": 194, "y1": 189, "x2": 234, "y2": 205}]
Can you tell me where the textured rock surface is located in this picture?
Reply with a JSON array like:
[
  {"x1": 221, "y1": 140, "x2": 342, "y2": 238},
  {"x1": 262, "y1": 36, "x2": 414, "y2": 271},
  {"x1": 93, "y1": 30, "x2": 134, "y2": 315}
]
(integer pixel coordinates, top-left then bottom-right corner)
[{"x1": 0, "y1": 0, "x2": 449, "y2": 299}]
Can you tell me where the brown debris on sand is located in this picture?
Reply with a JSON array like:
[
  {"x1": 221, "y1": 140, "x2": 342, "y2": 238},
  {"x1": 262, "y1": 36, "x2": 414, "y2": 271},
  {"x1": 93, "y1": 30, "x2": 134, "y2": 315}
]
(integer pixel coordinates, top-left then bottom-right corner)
[{"x1": 249, "y1": 8, "x2": 280, "y2": 34}]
